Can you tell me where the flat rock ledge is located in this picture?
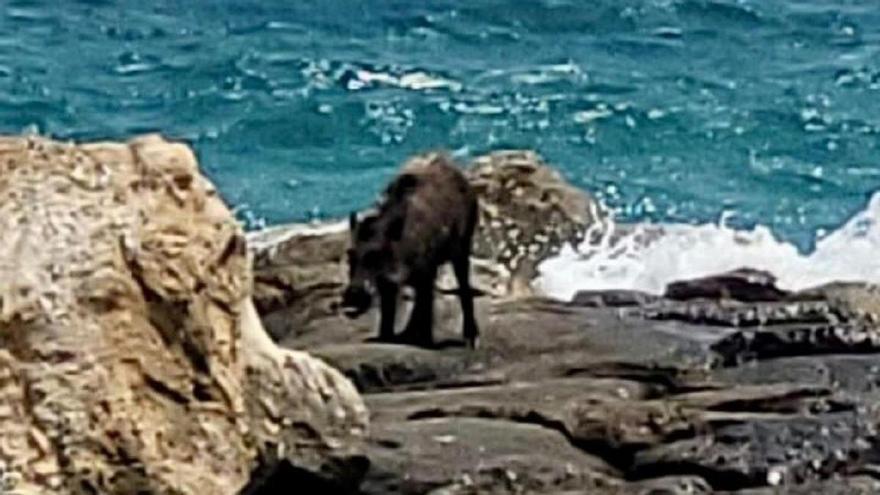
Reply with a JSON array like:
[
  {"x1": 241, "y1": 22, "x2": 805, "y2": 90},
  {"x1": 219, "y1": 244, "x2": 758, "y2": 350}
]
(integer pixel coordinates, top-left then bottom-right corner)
[{"x1": 263, "y1": 208, "x2": 880, "y2": 495}]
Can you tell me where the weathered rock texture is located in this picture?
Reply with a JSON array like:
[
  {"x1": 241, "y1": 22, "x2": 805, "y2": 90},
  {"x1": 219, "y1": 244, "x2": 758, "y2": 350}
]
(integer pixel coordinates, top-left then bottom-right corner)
[
  {"x1": 247, "y1": 149, "x2": 880, "y2": 493},
  {"x1": 256, "y1": 224, "x2": 880, "y2": 494},
  {"x1": 466, "y1": 150, "x2": 606, "y2": 297},
  {"x1": 251, "y1": 150, "x2": 606, "y2": 341},
  {"x1": 0, "y1": 135, "x2": 366, "y2": 495}
]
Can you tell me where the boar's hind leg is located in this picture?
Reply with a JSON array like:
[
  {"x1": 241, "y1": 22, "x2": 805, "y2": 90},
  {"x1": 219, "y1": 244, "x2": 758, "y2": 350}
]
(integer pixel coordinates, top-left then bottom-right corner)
[
  {"x1": 453, "y1": 252, "x2": 480, "y2": 349},
  {"x1": 400, "y1": 272, "x2": 436, "y2": 347},
  {"x1": 377, "y1": 280, "x2": 398, "y2": 342}
]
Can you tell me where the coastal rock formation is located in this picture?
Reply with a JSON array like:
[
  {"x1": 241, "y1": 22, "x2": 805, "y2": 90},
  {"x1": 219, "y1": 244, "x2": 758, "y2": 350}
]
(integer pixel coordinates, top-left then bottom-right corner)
[
  {"x1": 250, "y1": 226, "x2": 351, "y2": 341},
  {"x1": 251, "y1": 150, "x2": 606, "y2": 341},
  {"x1": 0, "y1": 135, "x2": 366, "y2": 495},
  {"x1": 663, "y1": 268, "x2": 789, "y2": 302},
  {"x1": 277, "y1": 264, "x2": 880, "y2": 493},
  {"x1": 254, "y1": 238, "x2": 880, "y2": 495},
  {"x1": 796, "y1": 282, "x2": 880, "y2": 322},
  {"x1": 246, "y1": 149, "x2": 880, "y2": 493},
  {"x1": 466, "y1": 150, "x2": 607, "y2": 297}
]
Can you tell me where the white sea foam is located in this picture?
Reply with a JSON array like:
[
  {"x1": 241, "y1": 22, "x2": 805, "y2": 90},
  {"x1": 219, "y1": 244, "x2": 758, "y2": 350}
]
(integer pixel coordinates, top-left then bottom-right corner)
[
  {"x1": 350, "y1": 69, "x2": 462, "y2": 92},
  {"x1": 535, "y1": 192, "x2": 880, "y2": 300}
]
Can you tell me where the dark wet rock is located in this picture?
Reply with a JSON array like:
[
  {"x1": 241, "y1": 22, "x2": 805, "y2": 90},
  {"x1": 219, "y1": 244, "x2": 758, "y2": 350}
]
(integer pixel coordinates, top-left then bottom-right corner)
[
  {"x1": 664, "y1": 268, "x2": 790, "y2": 303},
  {"x1": 365, "y1": 377, "x2": 662, "y2": 450},
  {"x1": 248, "y1": 226, "x2": 350, "y2": 341},
  {"x1": 473, "y1": 298, "x2": 717, "y2": 380},
  {"x1": 642, "y1": 300, "x2": 838, "y2": 328},
  {"x1": 731, "y1": 475, "x2": 880, "y2": 494},
  {"x1": 669, "y1": 383, "x2": 842, "y2": 415},
  {"x1": 310, "y1": 343, "x2": 495, "y2": 394},
  {"x1": 570, "y1": 289, "x2": 660, "y2": 307},
  {"x1": 711, "y1": 321, "x2": 880, "y2": 366},
  {"x1": 362, "y1": 417, "x2": 617, "y2": 495},
  {"x1": 361, "y1": 378, "x2": 694, "y2": 494},
  {"x1": 631, "y1": 410, "x2": 874, "y2": 490},
  {"x1": 627, "y1": 475, "x2": 713, "y2": 494},
  {"x1": 712, "y1": 354, "x2": 880, "y2": 396}
]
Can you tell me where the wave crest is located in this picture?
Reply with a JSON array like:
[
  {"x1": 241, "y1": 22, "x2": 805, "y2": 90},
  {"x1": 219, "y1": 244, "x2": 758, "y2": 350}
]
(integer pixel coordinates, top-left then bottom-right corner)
[{"x1": 536, "y1": 192, "x2": 880, "y2": 300}]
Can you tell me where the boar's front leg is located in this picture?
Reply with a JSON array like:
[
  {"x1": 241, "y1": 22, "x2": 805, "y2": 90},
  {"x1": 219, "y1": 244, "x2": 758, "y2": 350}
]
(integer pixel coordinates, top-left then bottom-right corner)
[{"x1": 377, "y1": 279, "x2": 399, "y2": 342}]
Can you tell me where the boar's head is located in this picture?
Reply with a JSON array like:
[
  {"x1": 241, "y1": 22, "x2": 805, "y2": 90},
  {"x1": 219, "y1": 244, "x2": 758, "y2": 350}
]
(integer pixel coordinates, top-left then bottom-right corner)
[{"x1": 340, "y1": 210, "x2": 406, "y2": 318}]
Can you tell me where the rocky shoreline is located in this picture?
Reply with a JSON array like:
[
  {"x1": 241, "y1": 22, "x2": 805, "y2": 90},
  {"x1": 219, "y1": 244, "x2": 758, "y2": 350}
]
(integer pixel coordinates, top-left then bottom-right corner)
[
  {"x1": 253, "y1": 223, "x2": 880, "y2": 494},
  {"x1": 250, "y1": 152, "x2": 880, "y2": 494},
  {"x1": 4, "y1": 135, "x2": 880, "y2": 494}
]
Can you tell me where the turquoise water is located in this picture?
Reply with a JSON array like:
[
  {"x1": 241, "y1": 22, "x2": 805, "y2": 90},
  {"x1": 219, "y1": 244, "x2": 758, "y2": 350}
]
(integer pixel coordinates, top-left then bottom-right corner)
[{"x1": 2, "y1": 0, "x2": 880, "y2": 252}]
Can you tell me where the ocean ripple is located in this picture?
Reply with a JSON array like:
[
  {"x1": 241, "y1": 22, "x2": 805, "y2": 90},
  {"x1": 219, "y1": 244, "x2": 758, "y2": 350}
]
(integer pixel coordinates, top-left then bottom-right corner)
[{"x1": 0, "y1": 0, "x2": 878, "y2": 255}]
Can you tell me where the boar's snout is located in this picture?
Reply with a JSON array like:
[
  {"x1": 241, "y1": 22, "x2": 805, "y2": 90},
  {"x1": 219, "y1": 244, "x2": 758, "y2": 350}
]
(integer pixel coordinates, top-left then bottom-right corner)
[{"x1": 341, "y1": 284, "x2": 372, "y2": 318}]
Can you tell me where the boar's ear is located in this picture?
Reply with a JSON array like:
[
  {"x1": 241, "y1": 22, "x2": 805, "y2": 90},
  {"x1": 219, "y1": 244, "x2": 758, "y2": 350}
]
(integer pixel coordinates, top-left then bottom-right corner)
[
  {"x1": 398, "y1": 173, "x2": 418, "y2": 193},
  {"x1": 389, "y1": 174, "x2": 419, "y2": 200},
  {"x1": 348, "y1": 211, "x2": 358, "y2": 233},
  {"x1": 387, "y1": 214, "x2": 406, "y2": 241}
]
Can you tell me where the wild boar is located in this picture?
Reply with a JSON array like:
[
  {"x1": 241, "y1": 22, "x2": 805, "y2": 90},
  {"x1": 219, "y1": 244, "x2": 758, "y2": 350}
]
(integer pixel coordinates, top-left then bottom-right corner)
[{"x1": 340, "y1": 152, "x2": 480, "y2": 348}]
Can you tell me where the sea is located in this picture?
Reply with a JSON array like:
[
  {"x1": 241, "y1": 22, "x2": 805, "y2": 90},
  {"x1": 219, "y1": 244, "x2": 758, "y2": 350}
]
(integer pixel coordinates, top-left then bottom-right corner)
[{"x1": 2, "y1": 0, "x2": 880, "y2": 299}]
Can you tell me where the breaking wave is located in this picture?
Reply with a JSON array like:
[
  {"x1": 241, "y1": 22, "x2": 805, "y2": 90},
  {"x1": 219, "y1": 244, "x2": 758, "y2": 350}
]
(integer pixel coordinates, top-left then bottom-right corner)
[
  {"x1": 536, "y1": 191, "x2": 880, "y2": 300},
  {"x1": 246, "y1": 189, "x2": 880, "y2": 302}
]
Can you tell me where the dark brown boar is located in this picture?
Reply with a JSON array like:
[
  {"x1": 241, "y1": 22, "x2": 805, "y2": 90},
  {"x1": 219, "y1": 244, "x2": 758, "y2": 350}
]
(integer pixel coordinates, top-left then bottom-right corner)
[{"x1": 340, "y1": 152, "x2": 480, "y2": 348}]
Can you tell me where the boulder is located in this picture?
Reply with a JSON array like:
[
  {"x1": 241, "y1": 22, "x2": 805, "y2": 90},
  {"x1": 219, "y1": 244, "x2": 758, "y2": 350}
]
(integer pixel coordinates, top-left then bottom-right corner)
[
  {"x1": 663, "y1": 268, "x2": 789, "y2": 303},
  {"x1": 0, "y1": 135, "x2": 366, "y2": 495},
  {"x1": 569, "y1": 289, "x2": 659, "y2": 308},
  {"x1": 466, "y1": 150, "x2": 607, "y2": 297}
]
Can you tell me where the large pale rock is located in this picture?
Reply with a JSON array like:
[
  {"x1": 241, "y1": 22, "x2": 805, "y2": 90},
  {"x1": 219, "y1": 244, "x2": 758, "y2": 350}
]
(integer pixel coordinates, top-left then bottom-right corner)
[
  {"x1": 466, "y1": 150, "x2": 607, "y2": 297},
  {"x1": 0, "y1": 135, "x2": 366, "y2": 495}
]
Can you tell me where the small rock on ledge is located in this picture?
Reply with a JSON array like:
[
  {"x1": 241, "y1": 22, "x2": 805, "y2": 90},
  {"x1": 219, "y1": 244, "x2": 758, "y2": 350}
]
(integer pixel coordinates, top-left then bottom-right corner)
[{"x1": 664, "y1": 268, "x2": 789, "y2": 302}]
